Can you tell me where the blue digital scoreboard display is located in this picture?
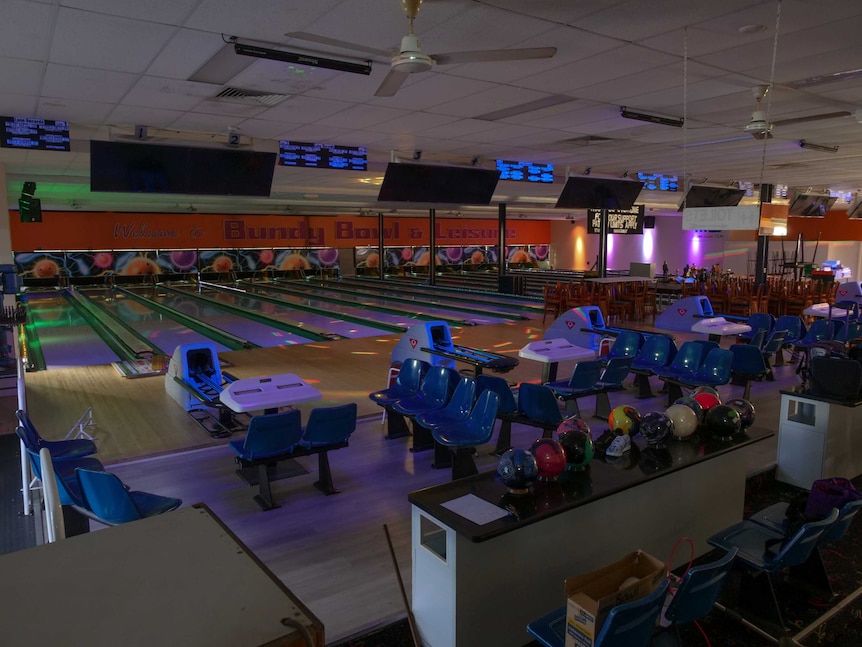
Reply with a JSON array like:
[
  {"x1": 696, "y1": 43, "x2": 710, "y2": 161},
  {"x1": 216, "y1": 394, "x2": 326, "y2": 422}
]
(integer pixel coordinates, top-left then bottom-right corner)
[
  {"x1": 637, "y1": 172, "x2": 678, "y2": 192},
  {"x1": 495, "y1": 159, "x2": 554, "y2": 183},
  {"x1": 1, "y1": 116, "x2": 70, "y2": 151},
  {"x1": 278, "y1": 140, "x2": 367, "y2": 170}
]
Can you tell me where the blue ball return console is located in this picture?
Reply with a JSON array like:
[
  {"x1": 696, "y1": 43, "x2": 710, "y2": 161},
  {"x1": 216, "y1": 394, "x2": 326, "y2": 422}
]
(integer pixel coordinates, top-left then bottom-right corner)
[
  {"x1": 654, "y1": 295, "x2": 715, "y2": 332},
  {"x1": 544, "y1": 306, "x2": 606, "y2": 351}
]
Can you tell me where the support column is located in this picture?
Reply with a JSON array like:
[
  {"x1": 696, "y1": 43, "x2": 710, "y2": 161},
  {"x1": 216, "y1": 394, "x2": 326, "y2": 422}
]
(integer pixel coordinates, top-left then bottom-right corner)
[
  {"x1": 598, "y1": 209, "x2": 608, "y2": 279},
  {"x1": 755, "y1": 183, "x2": 773, "y2": 288},
  {"x1": 377, "y1": 211, "x2": 385, "y2": 281},
  {"x1": 497, "y1": 203, "x2": 506, "y2": 280},
  {"x1": 428, "y1": 208, "x2": 436, "y2": 286}
]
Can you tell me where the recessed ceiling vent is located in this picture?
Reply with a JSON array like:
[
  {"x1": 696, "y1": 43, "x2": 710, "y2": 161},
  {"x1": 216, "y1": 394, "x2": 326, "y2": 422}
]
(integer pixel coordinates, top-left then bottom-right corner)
[{"x1": 211, "y1": 87, "x2": 290, "y2": 107}]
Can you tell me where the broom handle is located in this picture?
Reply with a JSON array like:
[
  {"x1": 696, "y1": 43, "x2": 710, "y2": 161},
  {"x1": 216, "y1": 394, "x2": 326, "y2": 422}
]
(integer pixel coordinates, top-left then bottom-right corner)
[{"x1": 383, "y1": 524, "x2": 421, "y2": 647}]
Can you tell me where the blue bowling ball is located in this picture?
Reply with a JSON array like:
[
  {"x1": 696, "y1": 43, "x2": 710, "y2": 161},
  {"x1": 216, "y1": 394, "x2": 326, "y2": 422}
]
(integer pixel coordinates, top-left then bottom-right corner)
[
  {"x1": 640, "y1": 412, "x2": 674, "y2": 447},
  {"x1": 497, "y1": 448, "x2": 539, "y2": 492}
]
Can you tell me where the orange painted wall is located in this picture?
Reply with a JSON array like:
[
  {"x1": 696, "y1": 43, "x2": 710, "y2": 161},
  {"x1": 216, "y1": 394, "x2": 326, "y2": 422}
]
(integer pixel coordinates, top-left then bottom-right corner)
[{"x1": 9, "y1": 211, "x2": 550, "y2": 250}]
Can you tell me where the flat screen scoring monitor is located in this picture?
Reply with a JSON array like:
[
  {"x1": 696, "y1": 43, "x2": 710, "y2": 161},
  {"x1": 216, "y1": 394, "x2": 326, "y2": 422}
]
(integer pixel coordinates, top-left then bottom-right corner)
[
  {"x1": 679, "y1": 185, "x2": 745, "y2": 210},
  {"x1": 554, "y1": 176, "x2": 644, "y2": 210},
  {"x1": 89, "y1": 141, "x2": 277, "y2": 196},
  {"x1": 788, "y1": 193, "x2": 838, "y2": 217},
  {"x1": 377, "y1": 163, "x2": 501, "y2": 205}
]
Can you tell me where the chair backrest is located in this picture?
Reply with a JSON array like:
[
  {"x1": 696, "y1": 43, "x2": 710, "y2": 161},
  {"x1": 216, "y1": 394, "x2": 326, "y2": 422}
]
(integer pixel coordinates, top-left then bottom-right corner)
[
  {"x1": 606, "y1": 331, "x2": 643, "y2": 360},
  {"x1": 822, "y1": 498, "x2": 862, "y2": 543},
  {"x1": 598, "y1": 357, "x2": 633, "y2": 387},
  {"x1": 829, "y1": 319, "x2": 846, "y2": 341},
  {"x1": 395, "y1": 358, "x2": 429, "y2": 391},
  {"x1": 15, "y1": 409, "x2": 42, "y2": 452},
  {"x1": 747, "y1": 330, "x2": 766, "y2": 350},
  {"x1": 467, "y1": 389, "x2": 500, "y2": 444},
  {"x1": 418, "y1": 366, "x2": 456, "y2": 401},
  {"x1": 242, "y1": 409, "x2": 303, "y2": 459},
  {"x1": 691, "y1": 339, "x2": 719, "y2": 359},
  {"x1": 76, "y1": 468, "x2": 143, "y2": 524},
  {"x1": 442, "y1": 377, "x2": 477, "y2": 416},
  {"x1": 775, "y1": 315, "x2": 805, "y2": 342},
  {"x1": 773, "y1": 508, "x2": 840, "y2": 568},
  {"x1": 301, "y1": 403, "x2": 359, "y2": 447},
  {"x1": 476, "y1": 375, "x2": 517, "y2": 415},
  {"x1": 746, "y1": 313, "x2": 774, "y2": 338},
  {"x1": 729, "y1": 343, "x2": 767, "y2": 376},
  {"x1": 25, "y1": 448, "x2": 82, "y2": 507},
  {"x1": 633, "y1": 335, "x2": 675, "y2": 369},
  {"x1": 761, "y1": 329, "x2": 788, "y2": 354},
  {"x1": 595, "y1": 578, "x2": 670, "y2": 647},
  {"x1": 668, "y1": 342, "x2": 705, "y2": 372},
  {"x1": 517, "y1": 383, "x2": 563, "y2": 425},
  {"x1": 664, "y1": 548, "x2": 737, "y2": 625},
  {"x1": 801, "y1": 318, "x2": 830, "y2": 344},
  {"x1": 39, "y1": 448, "x2": 65, "y2": 543},
  {"x1": 567, "y1": 359, "x2": 604, "y2": 390},
  {"x1": 695, "y1": 348, "x2": 733, "y2": 383}
]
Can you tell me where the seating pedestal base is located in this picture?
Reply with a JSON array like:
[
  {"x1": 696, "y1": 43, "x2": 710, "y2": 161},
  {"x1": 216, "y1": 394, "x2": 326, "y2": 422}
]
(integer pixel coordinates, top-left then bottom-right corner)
[{"x1": 385, "y1": 410, "x2": 412, "y2": 440}]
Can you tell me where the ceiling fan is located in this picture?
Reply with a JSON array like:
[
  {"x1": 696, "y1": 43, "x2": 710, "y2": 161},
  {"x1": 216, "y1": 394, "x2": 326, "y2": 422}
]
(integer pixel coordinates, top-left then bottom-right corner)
[
  {"x1": 287, "y1": 0, "x2": 557, "y2": 97},
  {"x1": 743, "y1": 84, "x2": 852, "y2": 140}
]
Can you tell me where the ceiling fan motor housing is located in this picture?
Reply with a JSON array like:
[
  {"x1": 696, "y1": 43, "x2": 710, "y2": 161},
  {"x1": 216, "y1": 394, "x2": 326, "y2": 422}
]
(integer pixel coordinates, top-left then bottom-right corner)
[{"x1": 392, "y1": 34, "x2": 432, "y2": 72}]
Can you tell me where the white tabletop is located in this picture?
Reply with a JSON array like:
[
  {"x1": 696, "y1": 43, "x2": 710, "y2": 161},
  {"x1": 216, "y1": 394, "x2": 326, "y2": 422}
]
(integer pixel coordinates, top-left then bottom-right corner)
[
  {"x1": 519, "y1": 338, "x2": 597, "y2": 363},
  {"x1": 690, "y1": 317, "x2": 752, "y2": 336},
  {"x1": 803, "y1": 302, "x2": 854, "y2": 319},
  {"x1": 219, "y1": 373, "x2": 322, "y2": 413}
]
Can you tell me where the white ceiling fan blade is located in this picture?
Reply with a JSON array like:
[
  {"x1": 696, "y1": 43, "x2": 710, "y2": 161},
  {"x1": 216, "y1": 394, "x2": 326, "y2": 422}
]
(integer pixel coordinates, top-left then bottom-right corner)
[
  {"x1": 431, "y1": 46, "x2": 557, "y2": 66},
  {"x1": 772, "y1": 111, "x2": 851, "y2": 127},
  {"x1": 284, "y1": 31, "x2": 393, "y2": 59},
  {"x1": 375, "y1": 69, "x2": 411, "y2": 97}
]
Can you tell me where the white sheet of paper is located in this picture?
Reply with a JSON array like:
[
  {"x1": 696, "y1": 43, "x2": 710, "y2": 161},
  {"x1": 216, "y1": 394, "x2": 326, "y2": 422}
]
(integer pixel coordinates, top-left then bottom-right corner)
[{"x1": 441, "y1": 493, "x2": 509, "y2": 525}]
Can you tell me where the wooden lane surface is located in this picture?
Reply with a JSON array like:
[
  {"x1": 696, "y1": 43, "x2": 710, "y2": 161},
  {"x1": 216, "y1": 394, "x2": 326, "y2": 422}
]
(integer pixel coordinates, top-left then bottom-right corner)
[{"x1": 23, "y1": 318, "x2": 551, "y2": 464}]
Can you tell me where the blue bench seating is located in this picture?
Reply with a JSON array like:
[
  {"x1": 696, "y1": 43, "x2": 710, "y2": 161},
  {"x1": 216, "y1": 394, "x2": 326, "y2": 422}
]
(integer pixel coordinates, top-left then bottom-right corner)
[{"x1": 548, "y1": 357, "x2": 633, "y2": 420}]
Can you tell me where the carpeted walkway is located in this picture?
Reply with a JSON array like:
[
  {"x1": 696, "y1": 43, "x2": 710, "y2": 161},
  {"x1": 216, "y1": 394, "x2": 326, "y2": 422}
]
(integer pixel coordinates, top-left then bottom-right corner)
[{"x1": 0, "y1": 432, "x2": 36, "y2": 556}]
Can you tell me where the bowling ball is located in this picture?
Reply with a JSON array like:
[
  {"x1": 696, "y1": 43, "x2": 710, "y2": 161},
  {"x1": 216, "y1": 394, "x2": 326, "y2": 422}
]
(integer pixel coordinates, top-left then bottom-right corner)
[
  {"x1": 706, "y1": 404, "x2": 742, "y2": 439},
  {"x1": 557, "y1": 429, "x2": 594, "y2": 471},
  {"x1": 608, "y1": 405, "x2": 641, "y2": 436},
  {"x1": 692, "y1": 385, "x2": 721, "y2": 399},
  {"x1": 693, "y1": 391, "x2": 721, "y2": 412},
  {"x1": 557, "y1": 416, "x2": 593, "y2": 440},
  {"x1": 666, "y1": 404, "x2": 699, "y2": 439},
  {"x1": 725, "y1": 398, "x2": 756, "y2": 428},
  {"x1": 497, "y1": 448, "x2": 539, "y2": 492},
  {"x1": 529, "y1": 438, "x2": 567, "y2": 480},
  {"x1": 675, "y1": 396, "x2": 705, "y2": 424},
  {"x1": 640, "y1": 412, "x2": 674, "y2": 446}
]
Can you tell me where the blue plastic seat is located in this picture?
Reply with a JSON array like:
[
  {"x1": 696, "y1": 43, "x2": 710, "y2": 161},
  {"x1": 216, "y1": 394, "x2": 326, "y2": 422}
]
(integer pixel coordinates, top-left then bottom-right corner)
[
  {"x1": 775, "y1": 315, "x2": 805, "y2": 347},
  {"x1": 654, "y1": 341, "x2": 705, "y2": 381},
  {"x1": 729, "y1": 343, "x2": 768, "y2": 399},
  {"x1": 299, "y1": 403, "x2": 358, "y2": 496},
  {"x1": 662, "y1": 548, "x2": 737, "y2": 638},
  {"x1": 415, "y1": 377, "x2": 477, "y2": 430},
  {"x1": 517, "y1": 382, "x2": 564, "y2": 428},
  {"x1": 392, "y1": 366, "x2": 455, "y2": 416},
  {"x1": 368, "y1": 358, "x2": 429, "y2": 406},
  {"x1": 228, "y1": 409, "x2": 303, "y2": 460},
  {"x1": 526, "y1": 578, "x2": 670, "y2": 647},
  {"x1": 16, "y1": 409, "x2": 97, "y2": 462},
  {"x1": 793, "y1": 318, "x2": 831, "y2": 355},
  {"x1": 760, "y1": 329, "x2": 788, "y2": 378},
  {"x1": 75, "y1": 468, "x2": 182, "y2": 526},
  {"x1": 25, "y1": 447, "x2": 104, "y2": 507},
  {"x1": 677, "y1": 348, "x2": 733, "y2": 388},
  {"x1": 707, "y1": 508, "x2": 839, "y2": 629},
  {"x1": 432, "y1": 390, "x2": 500, "y2": 480},
  {"x1": 546, "y1": 359, "x2": 604, "y2": 396},
  {"x1": 475, "y1": 374, "x2": 519, "y2": 454},
  {"x1": 630, "y1": 335, "x2": 677, "y2": 398},
  {"x1": 738, "y1": 313, "x2": 774, "y2": 345},
  {"x1": 602, "y1": 330, "x2": 643, "y2": 364}
]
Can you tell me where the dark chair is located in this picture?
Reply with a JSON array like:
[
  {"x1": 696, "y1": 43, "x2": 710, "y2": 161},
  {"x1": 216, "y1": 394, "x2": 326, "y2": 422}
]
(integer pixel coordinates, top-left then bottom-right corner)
[
  {"x1": 592, "y1": 357, "x2": 634, "y2": 419},
  {"x1": 707, "y1": 508, "x2": 839, "y2": 629},
  {"x1": 299, "y1": 402, "x2": 358, "y2": 495},
  {"x1": 517, "y1": 382, "x2": 565, "y2": 428},
  {"x1": 729, "y1": 343, "x2": 769, "y2": 400},
  {"x1": 691, "y1": 339, "x2": 720, "y2": 358},
  {"x1": 666, "y1": 348, "x2": 733, "y2": 404},
  {"x1": 525, "y1": 578, "x2": 670, "y2": 647},
  {"x1": 738, "y1": 313, "x2": 774, "y2": 345},
  {"x1": 774, "y1": 315, "x2": 805, "y2": 365},
  {"x1": 75, "y1": 468, "x2": 182, "y2": 526},
  {"x1": 749, "y1": 497, "x2": 862, "y2": 596},
  {"x1": 546, "y1": 359, "x2": 604, "y2": 396},
  {"x1": 654, "y1": 341, "x2": 706, "y2": 382},
  {"x1": 432, "y1": 390, "x2": 500, "y2": 480},
  {"x1": 228, "y1": 409, "x2": 303, "y2": 509},
  {"x1": 793, "y1": 319, "x2": 832, "y2": 365},
  {"x1": 415, "y1": 376, "x2": 477, "y2": 430},
  {"x1": 25, "y1": 446, "x2": 104, "y2": 507},
  {"x1": 388, "y1": 365, "x2": 457, "y2": 445},
  {"x1": 630, "y1": 335, "x2": 677, "y2": 398},
  {"x1": 602, "y1": 330, "x2": 644, "y2": 364},
  {"x1": 760, "y1": 329, "x2": 788, "y2": 379},
  {"x1": 368, "y1": 358, "x2": 429, "y2": 407},
  {"x1": 475, "y1": 374, "x2": 519, "y2": 454},
  {"x1": 661, "y1": 548, "x2": 738, "y2": 641},
  {"x1": 15, "y1": 409, "x2": 97, "y2": 462}
]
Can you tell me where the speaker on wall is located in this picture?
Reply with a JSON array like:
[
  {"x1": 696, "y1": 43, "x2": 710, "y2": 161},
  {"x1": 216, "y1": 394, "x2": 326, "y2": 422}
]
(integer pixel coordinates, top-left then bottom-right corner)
[{"x1": 644, "y1": 215, "x2": 656, "y2": 229}]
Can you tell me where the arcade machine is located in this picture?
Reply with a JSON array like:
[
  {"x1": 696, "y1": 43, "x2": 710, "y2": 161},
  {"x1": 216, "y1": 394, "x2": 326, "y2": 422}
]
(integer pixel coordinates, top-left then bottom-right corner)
[{"x1": 165, "y1": 342, "x2": 240, "y2": 438}]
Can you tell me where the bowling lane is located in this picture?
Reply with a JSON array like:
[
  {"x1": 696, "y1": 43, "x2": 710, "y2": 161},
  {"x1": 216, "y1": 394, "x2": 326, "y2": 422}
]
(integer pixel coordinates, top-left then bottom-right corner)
[
  {"x1": 244, "y1": 281, "x2": 516, "y2": 325},
  {"x1": 24, "y1": 293, "x2": 124, "y2": 369},
  {"x1": 87, "y1": 288, "x2": 317, "y2": 349},
  {"x1": 163, "y1": 285, "x2": 392, "y2": 339}
]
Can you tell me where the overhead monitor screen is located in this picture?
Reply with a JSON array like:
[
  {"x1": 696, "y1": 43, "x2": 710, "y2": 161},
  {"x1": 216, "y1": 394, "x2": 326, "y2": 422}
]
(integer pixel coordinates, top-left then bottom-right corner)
[
  {"x1": 278, "y1": 140, "x2": 367, "y2": 170},
  {"x1": 637, "y1": 172, "x2": 678, "y2": 192},
  {"x1": 377, "y1": 163, "x2": 501, "y2": 205},
  {"x1": 495, "y1": 160, "x2": 554, "y2": 183},
  {"x1": 555, "y1": 176, "x2": 644, "y2": 210},
  {"x1": 679, "y1": 185, "x2": 745, "y2": 210},
  {"x1": 1, "y1": 116, "x2": 70, "y2": 151},
  {"x1": 788, "y1": 193, "x2": 838, "y2": 217}
]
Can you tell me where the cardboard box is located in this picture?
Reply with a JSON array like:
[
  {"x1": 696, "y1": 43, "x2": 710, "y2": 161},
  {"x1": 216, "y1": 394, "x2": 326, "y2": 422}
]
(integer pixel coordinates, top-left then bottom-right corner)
[{"x1": 564, "y1": 550, "x2": 666, "y2": 647}]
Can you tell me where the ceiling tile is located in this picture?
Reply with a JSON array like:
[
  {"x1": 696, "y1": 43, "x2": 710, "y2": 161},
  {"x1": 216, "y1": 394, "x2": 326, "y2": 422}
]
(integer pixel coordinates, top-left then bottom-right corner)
[
  {"x1": 0, "y1": 1, "x2": 55, "y2": 61},
  {"x1": 123, "y1": 77, "x2": 217, "y2": 111},
  {"x1": 42, "y1": 64, "x2": 139, "y2": 103},
  {"x1": 60, "y1": 0, "x2": 199, "y2": 24},
  {"x1": 313, "y1": 104, "x2": 412, "y2": 130}
]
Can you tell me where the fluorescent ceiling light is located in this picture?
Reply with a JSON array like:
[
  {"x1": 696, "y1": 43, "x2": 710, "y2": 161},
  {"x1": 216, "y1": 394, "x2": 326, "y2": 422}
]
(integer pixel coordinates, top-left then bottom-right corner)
[{"x1": 474, "y1": 95, "x2": 575, "y2": 121}]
